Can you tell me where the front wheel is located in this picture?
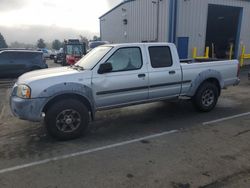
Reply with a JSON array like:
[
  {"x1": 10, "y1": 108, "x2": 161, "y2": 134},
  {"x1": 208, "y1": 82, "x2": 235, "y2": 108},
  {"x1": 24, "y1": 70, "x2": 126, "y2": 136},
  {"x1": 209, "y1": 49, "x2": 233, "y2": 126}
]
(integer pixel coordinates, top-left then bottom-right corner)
[
  {"x1": 45, "y1": 99, "x2": 90, "y2": 140},
  {"x1": 192, "y1": 82, "x2": 219, "y2": 112}
]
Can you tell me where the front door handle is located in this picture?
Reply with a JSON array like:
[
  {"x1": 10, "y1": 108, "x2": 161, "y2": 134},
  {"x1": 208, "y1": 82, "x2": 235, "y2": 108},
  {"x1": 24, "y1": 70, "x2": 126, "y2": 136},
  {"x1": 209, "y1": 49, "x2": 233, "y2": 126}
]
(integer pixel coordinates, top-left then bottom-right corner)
[
  {"x1": 169, "y1": 71, "x2": 176, "y2": 75},
  {"x1": 138, "y1": 74, "x2": 146, "y2": 78}
]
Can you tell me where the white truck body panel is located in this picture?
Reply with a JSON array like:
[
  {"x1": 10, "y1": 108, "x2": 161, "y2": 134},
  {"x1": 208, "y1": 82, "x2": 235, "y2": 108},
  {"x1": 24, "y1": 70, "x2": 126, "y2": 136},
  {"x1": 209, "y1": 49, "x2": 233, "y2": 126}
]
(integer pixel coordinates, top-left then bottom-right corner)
[
  {"x1": 10, "y1": 43, "x2": 240, "y2": 122},
  {"x1": 181, "y1": 60, "x2": 239, "y2": 95}
]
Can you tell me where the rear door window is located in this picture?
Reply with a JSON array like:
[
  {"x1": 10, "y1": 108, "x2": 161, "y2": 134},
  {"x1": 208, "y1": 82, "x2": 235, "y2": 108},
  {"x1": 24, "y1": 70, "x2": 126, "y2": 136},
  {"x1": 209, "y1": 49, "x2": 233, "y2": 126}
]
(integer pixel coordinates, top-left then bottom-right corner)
[
  {"x1": 12, "y1": 52, "x2": 26, "y2": 60},
  {"x1": 11, "y1": 52, "x2": 29, "y2": 65},
  {"x1": 25, "y1": 53, "x2": 41, "y2": 61},
  {"x1": 148, "y1": 46, "x2": 173, "y2": 68},
  {"x1": 13, "y1": 52, "x2": 41, "y2": 63}
]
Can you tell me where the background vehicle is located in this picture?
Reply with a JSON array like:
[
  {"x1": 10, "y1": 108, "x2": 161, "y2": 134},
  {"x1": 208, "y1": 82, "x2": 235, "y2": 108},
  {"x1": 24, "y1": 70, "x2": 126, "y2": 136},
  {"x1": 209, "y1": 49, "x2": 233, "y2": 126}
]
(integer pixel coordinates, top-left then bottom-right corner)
[
  {"x1": 39, "y1": 48, "x2": 51, "y2": 59},
  {"x1": 88, "y1": 41, "x2": 109, "y2": 53},
  {"x1": 53, "y1": 53, "x2": 62, "y2": 64},
  {"x1": 53, "y1": 48, "x2": 64, "y2": 64},
  {"x1": 10, "y1": 43, "x2": 240, "y2": 140},
  {"x1": 49, "y1": 50, "x2": 56, "y2": 60},
  {"x1": 0, "y1": 50, "x2": 48, "y2": 78},
  {"x1": 62, "y1": 39, "x2": 86, "y2": 66}
]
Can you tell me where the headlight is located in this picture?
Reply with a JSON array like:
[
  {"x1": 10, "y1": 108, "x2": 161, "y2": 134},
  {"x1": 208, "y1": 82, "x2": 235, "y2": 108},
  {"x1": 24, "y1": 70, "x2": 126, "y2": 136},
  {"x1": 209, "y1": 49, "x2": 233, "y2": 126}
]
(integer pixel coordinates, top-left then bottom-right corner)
[{"x1": 17, "y1": 85, "x2": 31, "y2": 99}]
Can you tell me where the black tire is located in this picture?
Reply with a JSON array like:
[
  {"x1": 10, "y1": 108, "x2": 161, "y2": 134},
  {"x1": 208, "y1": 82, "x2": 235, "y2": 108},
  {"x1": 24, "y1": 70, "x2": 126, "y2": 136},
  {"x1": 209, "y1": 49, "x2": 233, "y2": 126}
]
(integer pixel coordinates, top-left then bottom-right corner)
[
  {"x1": 192, "y1": 82, "x2": 219, "y2": 112},
  {"x1": 62, "y1": 59, "x2": 67, "y2": 66},
  {"x1": 45, "y1": 99, "x2": 90, "y2": 140}
]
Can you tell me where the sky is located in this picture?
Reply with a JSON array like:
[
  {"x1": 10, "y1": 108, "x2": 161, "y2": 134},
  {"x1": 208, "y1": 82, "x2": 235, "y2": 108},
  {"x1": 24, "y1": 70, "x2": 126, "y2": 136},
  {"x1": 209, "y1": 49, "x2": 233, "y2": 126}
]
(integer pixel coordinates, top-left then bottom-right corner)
[{"x1": 0, "y1": 0, "x2": 122, "y2": 44}]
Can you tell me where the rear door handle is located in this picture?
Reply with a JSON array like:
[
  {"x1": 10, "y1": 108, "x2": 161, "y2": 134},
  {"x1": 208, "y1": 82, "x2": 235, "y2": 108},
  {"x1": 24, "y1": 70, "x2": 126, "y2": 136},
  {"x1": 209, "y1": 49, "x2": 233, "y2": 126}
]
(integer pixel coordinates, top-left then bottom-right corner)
[
  {"x1": 138, "y1": 74, "x2": 146, "y2": 78},
  {"x1": 169, "y1": 71, "x2": 176, "y2": 75}
]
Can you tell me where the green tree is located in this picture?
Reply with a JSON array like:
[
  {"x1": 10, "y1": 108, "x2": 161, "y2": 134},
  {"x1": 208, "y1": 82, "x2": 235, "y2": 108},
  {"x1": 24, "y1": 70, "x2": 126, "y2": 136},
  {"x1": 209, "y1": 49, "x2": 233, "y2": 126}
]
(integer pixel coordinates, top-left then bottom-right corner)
[
  {"x1": 79, "y1": 35, "x2": 89, "y2": 47},
  {"x1": 93, "y1": 35, "x2": 100, "y2": 41},
  {"x1": 10, "y1": 41, "x2": 35, "y2": 49},
  {"x1": 52, "y1": 39, "x2": 62, "y2": 50},
  {"x1": 37, "y1": 38, "x2": 46, "y2": 49},
  {"x1": 0, "y1": 33, "x2": 8, "y2": 48}
]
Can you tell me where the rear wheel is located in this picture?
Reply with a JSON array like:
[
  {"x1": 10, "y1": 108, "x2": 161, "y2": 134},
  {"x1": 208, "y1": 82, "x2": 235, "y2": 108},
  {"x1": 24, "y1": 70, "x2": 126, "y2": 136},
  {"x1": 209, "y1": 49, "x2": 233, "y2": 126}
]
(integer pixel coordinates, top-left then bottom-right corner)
[
  {"x1": 61, "y1": 60, "x2": 67, "y2": 66},
  {"x1": 45, "y1": 99, "x2": 90, "y2": 140},
  {"x1": 192, "y1": 82, "x2": 219, "y2": 112}
]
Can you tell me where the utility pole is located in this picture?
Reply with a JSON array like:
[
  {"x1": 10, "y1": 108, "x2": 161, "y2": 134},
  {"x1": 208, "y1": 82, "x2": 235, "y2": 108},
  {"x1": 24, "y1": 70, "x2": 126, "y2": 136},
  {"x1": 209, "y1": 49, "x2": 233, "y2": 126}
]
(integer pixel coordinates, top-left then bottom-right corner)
[{"x1": 152, "y1": 0, "x2": 161, "y2": 42}]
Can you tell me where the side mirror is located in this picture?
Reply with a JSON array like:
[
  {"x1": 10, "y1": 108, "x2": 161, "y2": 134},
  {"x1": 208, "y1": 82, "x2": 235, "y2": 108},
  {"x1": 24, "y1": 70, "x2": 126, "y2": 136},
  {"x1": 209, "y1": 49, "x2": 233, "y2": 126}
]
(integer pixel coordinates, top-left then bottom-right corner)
[{"x1": 98, "y1": 63, "x2": 113, "y2": 74}]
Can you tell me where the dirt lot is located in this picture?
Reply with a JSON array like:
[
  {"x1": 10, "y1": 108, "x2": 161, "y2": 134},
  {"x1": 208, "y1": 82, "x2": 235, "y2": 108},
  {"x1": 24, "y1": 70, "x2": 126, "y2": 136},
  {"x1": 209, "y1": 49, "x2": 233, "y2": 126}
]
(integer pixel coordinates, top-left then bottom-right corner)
[{"x1": 0, "y1": 61, "x2": 250, "y2": 188}]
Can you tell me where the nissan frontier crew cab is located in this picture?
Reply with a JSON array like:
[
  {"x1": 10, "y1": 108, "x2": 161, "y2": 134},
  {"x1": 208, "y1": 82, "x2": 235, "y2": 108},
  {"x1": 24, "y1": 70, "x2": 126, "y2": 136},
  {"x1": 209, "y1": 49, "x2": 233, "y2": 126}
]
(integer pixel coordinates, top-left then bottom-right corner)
[{"x1": 10, "y1": 43, "x2": 240, "y2": 140}]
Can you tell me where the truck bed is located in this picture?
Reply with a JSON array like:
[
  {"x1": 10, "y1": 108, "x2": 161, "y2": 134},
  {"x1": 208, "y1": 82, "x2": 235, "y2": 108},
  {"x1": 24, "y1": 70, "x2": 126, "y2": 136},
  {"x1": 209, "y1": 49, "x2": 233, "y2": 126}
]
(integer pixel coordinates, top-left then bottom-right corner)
[
  {"x1": 180, "y1": 60, "x2": 239, "y2": 96},
  {"x1": 180, "y1": 58, "x2": 224, "y2": 63}
]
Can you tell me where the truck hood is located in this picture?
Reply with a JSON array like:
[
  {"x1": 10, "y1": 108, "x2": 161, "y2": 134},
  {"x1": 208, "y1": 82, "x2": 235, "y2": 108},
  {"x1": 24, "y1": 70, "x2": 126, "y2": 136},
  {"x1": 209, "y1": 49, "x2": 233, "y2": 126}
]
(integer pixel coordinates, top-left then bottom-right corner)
[
  {"x1": 17, "y1": 67, "x2": 83, "y2": 84},
  {"x1": 16, "y1": 67, "x2": 92, "y2": 98}
]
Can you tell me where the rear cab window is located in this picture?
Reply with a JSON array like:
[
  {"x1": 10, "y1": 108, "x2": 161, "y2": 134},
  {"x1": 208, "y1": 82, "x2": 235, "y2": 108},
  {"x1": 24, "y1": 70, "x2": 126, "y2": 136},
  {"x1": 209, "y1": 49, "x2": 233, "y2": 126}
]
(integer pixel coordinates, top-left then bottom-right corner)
[{"x1": 148, "y1": 46, "x2": 173, "y2": 68}]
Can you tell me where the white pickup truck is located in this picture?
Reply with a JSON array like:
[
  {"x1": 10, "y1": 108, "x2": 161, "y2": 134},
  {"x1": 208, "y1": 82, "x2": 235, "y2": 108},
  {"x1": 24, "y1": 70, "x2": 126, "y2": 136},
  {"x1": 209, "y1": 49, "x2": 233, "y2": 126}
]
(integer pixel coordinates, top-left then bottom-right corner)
[{"x1": 10, "y1": 43, "x2": 240, "y2": 140}]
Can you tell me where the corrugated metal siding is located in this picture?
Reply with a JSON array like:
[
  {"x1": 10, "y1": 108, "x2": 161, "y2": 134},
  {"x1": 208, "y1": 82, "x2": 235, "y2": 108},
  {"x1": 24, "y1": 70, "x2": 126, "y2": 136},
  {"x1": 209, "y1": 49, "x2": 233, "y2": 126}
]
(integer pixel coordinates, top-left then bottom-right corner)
[
  {"x1": 159, "y1": 0, "x2": 170, "y2": 42},
  {"x1": 177, "y1": 0, "x2": 250, "y2": 57},
  {"x1": 101, "y1": 0, "x2": 250, "y2": 58},
  {"x1": 100, "y1": 6, "x2": 124, "y2": 43},
  {"x1": 126, "y1": 0, "x2": 157, "y2": 42},
  {"x1": 100, "y1": 0, "x2": 170, "y2": 43}
]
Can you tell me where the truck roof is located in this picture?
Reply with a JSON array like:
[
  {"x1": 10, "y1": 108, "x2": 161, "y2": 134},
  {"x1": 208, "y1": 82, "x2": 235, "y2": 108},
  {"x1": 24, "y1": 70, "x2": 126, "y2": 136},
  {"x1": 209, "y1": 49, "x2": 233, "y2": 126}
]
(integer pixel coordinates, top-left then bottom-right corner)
[
  {"x1": 103, "y1": 42, "x2": 173, "y2": 47},
  {"x1": 0, "y1": 49, "x2": 43, "y2": 54}
]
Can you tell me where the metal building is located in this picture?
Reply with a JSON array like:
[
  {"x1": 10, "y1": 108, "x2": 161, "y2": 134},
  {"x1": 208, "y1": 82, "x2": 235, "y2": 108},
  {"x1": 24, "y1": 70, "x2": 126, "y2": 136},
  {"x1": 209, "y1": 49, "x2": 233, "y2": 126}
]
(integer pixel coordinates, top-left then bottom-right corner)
[{"x1": 100, "y1": 0, "x2": 250, "y2": 59}]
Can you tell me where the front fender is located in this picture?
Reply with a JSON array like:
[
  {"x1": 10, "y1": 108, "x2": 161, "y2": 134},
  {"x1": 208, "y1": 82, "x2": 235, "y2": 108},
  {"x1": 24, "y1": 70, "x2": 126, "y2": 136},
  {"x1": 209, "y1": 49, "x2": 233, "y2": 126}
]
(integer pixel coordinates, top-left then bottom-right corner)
[
  {"x1": 186, "y1": 69, "x2": 224, "y2": 96},
  {"x1": 37, "y1": 82, "x2": 95, "y2": 114}
]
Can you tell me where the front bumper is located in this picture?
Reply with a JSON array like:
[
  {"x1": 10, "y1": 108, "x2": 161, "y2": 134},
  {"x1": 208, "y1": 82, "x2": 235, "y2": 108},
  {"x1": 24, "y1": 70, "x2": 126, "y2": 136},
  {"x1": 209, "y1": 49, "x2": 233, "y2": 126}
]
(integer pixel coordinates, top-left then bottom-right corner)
[{"x1": 10, "y1": 95, "x2": 47, "y2": 122}]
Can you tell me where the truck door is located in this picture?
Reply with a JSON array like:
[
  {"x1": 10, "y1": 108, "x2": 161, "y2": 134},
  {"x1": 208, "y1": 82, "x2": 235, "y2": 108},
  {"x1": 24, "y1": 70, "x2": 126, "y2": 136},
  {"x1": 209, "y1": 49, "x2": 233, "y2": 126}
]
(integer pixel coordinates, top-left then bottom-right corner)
[
  {"x1": 92, "y1": 46, "x2": 149, "y2": 108},
  {"x1": 147, "y1": 45, "x2": 182, "y2": 99}
]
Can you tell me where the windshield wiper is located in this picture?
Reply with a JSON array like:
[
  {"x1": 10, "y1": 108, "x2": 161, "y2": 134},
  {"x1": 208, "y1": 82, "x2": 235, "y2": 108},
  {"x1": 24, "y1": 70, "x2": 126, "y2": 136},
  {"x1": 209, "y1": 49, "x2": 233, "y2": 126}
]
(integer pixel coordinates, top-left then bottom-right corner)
[{"x1": 70, "y1": 65, "x2": 84, "y2": 71}]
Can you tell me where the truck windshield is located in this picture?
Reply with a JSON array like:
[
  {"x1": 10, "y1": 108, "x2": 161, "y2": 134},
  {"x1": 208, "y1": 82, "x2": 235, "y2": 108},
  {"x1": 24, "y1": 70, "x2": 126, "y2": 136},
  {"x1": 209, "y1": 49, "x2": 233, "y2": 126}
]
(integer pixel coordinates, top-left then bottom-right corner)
[
  {"x1": 76, "y1": 46, "x2": 112, "y2": 69},
  {"x1": 66, "y1": 45, "x2": 83, "y2": 56}
]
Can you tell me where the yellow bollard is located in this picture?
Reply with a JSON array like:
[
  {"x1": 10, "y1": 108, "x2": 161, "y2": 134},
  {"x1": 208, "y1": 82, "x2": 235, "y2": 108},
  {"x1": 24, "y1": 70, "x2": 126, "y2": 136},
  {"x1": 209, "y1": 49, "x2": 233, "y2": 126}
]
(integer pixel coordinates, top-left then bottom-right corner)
[
  {"x1": 192, "y1": 47, "x2": 209, "y2": 59},
  {"x1": 205, "y1": 47, "x2": 209, "y2": 58},
  {"x1": 192, "y1": 47, "x2": 197, "y2": 59},
  {"x1": 240, "y1": 46, "x2": 245, "y2": 67},
  {"x1": 229, "y1": 44, "x2": 233, "y2": 60}
]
